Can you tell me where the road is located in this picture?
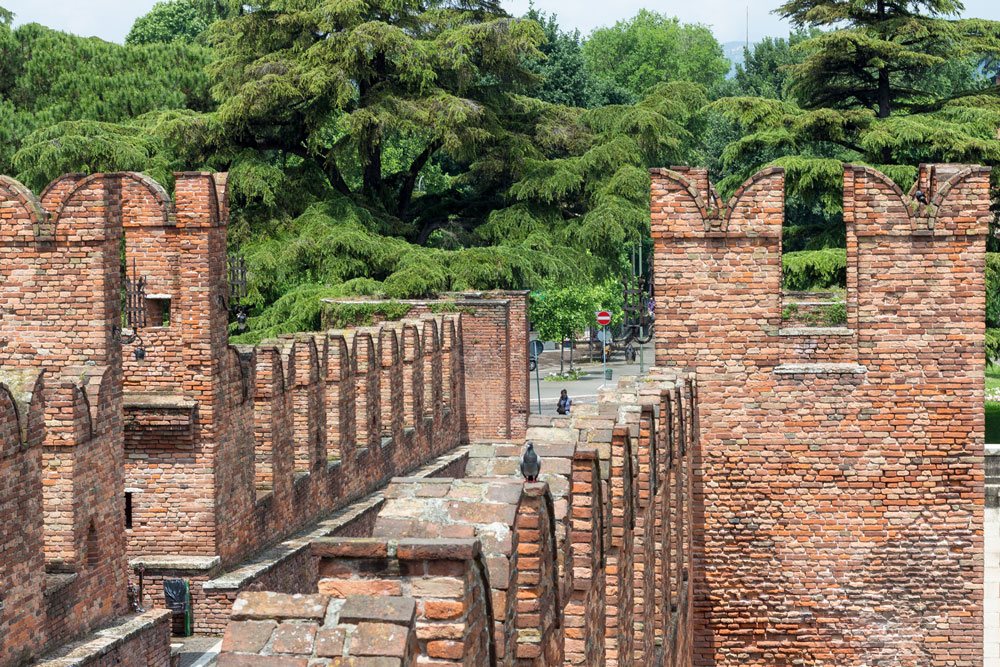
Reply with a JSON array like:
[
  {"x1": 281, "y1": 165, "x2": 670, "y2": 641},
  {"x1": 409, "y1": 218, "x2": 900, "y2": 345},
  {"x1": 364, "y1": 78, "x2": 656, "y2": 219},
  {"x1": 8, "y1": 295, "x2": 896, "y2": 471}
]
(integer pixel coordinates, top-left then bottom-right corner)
[{"x1": 527, "y1": 342, "x2": 654, "y2": 415}]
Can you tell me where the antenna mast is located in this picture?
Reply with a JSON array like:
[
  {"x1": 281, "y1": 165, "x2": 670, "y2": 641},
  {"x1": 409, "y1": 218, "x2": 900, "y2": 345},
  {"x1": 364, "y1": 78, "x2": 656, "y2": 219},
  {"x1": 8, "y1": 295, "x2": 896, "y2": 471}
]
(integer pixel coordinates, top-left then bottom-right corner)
[{"x1": 746, "y1": 2, "x2": 750, "y2": 48}]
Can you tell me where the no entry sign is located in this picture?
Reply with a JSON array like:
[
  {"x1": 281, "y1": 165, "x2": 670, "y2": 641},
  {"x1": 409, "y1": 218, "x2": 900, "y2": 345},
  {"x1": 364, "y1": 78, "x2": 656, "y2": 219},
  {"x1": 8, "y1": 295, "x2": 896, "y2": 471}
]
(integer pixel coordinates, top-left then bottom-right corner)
[{"x1": 596, "y1": 311, "x2": 612, "y2": 326}]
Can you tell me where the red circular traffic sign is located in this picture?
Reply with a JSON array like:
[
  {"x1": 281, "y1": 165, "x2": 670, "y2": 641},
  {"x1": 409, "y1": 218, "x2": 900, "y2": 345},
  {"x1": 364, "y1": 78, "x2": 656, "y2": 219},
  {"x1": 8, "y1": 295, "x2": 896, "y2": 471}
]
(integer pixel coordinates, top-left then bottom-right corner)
[{"x1": 596, "y1": 311, "x2": 612, "y2": 326}]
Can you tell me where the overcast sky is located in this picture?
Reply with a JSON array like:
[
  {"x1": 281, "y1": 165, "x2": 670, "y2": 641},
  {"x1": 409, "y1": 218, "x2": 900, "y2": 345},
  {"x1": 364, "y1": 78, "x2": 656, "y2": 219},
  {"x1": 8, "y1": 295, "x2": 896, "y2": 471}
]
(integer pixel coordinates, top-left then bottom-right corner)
[{"x1": 5, "y1": 0, "x2": 1000, "y2": 44}]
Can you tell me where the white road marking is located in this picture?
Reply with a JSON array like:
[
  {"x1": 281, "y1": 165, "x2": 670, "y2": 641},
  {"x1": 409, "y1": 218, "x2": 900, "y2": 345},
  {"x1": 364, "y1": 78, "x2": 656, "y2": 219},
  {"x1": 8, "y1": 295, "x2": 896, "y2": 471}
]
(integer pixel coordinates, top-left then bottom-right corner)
[{"x1": 188, "y1": 640, "x2": 223, "y2": 667}]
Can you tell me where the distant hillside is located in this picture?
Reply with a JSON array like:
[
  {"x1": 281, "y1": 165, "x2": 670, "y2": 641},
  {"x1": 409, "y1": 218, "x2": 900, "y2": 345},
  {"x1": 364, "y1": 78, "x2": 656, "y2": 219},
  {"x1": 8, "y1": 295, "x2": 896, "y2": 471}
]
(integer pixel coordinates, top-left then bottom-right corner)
[{"x1": 722, "y1": 40, "x2": 751, "y2": 77}]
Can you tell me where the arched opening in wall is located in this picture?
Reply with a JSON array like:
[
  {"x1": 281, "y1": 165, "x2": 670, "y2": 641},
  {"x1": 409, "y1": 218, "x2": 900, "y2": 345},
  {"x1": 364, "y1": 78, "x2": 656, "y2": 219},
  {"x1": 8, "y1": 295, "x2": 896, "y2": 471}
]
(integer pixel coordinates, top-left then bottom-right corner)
[
  {"x1": 781, "y1": 197, "x2": 847, "y2": 328},
  {"x1": 85, "y1": 520, "x2": 99, "y2": 568}
]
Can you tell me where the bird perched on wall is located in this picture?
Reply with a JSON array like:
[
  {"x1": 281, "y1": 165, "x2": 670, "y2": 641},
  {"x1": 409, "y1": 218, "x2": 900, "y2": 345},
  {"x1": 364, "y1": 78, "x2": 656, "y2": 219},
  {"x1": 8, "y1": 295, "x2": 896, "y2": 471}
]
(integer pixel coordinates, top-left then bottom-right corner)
[
  {"x1": 520, "y1": 442, "x2": 541, "y2": 482},
  {"x1": 915, "y1": 189, "x2": 928, "y2": 205}
]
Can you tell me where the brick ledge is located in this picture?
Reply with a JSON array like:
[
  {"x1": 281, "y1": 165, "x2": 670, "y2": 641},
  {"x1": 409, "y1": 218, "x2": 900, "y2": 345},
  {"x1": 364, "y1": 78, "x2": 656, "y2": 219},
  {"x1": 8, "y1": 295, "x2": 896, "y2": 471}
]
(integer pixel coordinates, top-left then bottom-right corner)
[
  {"x1": 129, "y1": 555, "x2": 221, "y2": 571},
  {"x1": 774, "y1": 363, "x2": 867, "y2": 375},
  {"x1": 778, "y1": 327, "x2": 853, "y2": 337}
]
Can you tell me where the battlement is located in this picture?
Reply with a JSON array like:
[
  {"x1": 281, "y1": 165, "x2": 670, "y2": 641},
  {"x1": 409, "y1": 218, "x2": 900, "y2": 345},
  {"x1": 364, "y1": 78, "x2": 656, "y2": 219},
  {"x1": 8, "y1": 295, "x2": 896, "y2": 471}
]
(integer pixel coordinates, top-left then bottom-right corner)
[
  {"x1": 651, "y1": 163, "x2": 989, "y2": 664},
  {"x1": 0, "y1": 169, "x2": 530, "y2": 664},
  {"x1": 217, "y1": 372, "x2": 698, "y2": 667}
]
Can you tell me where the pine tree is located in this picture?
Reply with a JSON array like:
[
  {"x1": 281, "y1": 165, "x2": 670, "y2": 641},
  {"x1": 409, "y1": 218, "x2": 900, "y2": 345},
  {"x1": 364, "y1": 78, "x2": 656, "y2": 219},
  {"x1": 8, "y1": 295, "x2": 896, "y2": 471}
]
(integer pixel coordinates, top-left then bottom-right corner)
[
  {"x1": 206, "y1": 0, "x2": 545, "y2": 230},
  {"x1": 778, "y1": 0, "x2": 1000, "y2": 118}
]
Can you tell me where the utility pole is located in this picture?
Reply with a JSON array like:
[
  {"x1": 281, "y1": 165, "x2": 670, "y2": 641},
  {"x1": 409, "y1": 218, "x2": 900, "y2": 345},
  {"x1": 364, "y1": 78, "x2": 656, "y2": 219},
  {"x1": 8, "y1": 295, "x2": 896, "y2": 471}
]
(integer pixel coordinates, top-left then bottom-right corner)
[{"x1": 747, "y1": 2, "x2": 750, "y2": 50}]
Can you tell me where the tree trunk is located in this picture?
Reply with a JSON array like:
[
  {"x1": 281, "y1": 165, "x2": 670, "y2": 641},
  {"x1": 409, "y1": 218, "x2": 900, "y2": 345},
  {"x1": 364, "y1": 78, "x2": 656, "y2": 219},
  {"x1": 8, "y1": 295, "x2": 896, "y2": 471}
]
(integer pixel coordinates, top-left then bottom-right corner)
[
  {"x1": 359, "y1": 52, "x2": 387, "y2": 203},
  {"x1": 877, "y1": 66, "x2": 891, "y2": 119},
  {"x1": 360, "y1": 126, "x2": 383, "y2": 202},
  {"x1": 324, "y1": 154, "x2": 351, "y2": 196},
  {"x1": 559, "y1": 337, "x2": 565, "y2": 375},
  {"x1": 397, "y1": 139, "x2": 442, "y2": 218}
]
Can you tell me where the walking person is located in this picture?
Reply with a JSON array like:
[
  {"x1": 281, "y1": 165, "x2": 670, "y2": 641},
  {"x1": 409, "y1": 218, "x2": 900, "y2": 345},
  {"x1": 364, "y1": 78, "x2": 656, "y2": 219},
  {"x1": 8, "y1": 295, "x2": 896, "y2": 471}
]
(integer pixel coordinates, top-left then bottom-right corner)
[{"x1": 556, "y1": 389, "x2": 572, "y2": 415}]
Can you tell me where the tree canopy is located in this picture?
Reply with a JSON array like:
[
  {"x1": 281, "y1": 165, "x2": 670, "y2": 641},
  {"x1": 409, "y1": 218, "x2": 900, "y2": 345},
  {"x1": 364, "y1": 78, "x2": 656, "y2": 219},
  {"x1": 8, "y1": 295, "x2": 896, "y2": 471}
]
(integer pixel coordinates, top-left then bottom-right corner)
[
  {"x1": 2, "y1": 0, "x2": 1000, "y2": 347},
  {"x1": 582, "y1": 10, "x2": 731, "y2": 100}
]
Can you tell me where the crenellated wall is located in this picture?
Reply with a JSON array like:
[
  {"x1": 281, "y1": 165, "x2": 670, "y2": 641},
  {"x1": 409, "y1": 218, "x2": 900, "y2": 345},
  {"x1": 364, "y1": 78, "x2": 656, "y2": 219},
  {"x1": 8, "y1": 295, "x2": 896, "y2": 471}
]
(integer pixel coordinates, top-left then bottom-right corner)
[
  {"x1": 217, "y1": 371, "x2": 698, "y2": 666},
  {"x1": 323, "y1": 291, "x2": 531, "y2": 442},
  {"x1": 651, "y1": 163, "x2": 988, "y2": 665},
  {"x1": 0, "y1": 173, "x2": 175, "y2": 666},
  {"x1": 0, "y1": 169, "x2": 530, "y2": 662}
]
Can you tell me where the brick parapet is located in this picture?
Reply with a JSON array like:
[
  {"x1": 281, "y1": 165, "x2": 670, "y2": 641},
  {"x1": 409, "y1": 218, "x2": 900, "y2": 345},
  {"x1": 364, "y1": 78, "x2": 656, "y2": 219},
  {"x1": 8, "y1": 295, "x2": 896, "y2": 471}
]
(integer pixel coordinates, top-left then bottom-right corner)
[
  {"x1": 651, "y1": 163, "x2": 989, "y2": 664},
  {"x1": 323, "y1": 291, "x2": 530, "y2": 441},
  {"x1": 214, "y1": 372, "x2": 691, "y2": 666},
  {"x1": 309, "y1": 537, "x2": 495, "y2": 666},
  {"x1": 372, "y1": 476, "x2": 561, "y2": 665},
  {"x1": 0, "y1": 370, "x2": 47, "y2": 667},
  {"x1": 34, "y1": 609, "x2": 173, "y2": 667},
  {"x1": 220, "y1": 591, "x2": 422, "y2": 665},
  {"x1": 0, "y1": 173, "x2": 131, "y2": 652}
]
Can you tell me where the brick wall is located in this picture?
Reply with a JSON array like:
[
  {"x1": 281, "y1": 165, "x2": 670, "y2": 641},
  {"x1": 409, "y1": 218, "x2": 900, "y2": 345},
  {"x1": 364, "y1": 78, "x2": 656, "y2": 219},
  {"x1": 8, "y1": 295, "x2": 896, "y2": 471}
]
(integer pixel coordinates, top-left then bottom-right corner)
[
  {"x1": 220, "y1": 591, "x2": 423, "y2": 666},
  {"x1": 0, "y1": 371, "x2": 46, "y2": 667},
  {"x1": 0, "y1": 172, "x2": 199, "y2": 666},
  {"x1": 219, "y1": 373, "x2": 695, "y2": 666},
  {"x1": 651, "y1": 163, "x2": 988, "y2": 665},
  {"x1": 311, "y1": 538, "x2": 495, "y2": 665},
  {"x1": 323, "y1": 291, "x2": 531, "y2": 442},
  {"x1": 35, "y1": 610, "x2": 173, "y2": 667},
  {"x1": 0, "y1": 173, "x2": 131, "y2": 652}
]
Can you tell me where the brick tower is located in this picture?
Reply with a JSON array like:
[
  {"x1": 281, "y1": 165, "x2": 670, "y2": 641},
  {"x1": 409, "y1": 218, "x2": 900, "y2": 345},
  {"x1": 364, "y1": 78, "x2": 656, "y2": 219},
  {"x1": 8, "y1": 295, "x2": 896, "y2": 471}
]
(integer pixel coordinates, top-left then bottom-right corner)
[{"x1": 651, "y1": 164, "x2": 989, "y2": 665}]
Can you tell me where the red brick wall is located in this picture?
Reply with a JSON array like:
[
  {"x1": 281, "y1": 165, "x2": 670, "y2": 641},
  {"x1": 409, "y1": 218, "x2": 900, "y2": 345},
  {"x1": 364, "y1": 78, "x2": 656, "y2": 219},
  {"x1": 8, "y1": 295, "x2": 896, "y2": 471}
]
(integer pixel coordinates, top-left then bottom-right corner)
[
  {"x1": 323, "y1": 291, "x2": 530, "y2": 442},
  {"x1": 564, "y1": 450, "x2": 606, "y2": 666},
  {"x1": 311, "y1": 538, "x2": 495, "y2": 666},
  {"x1": 0, "y1": 372, "x2": 46, "y2": 667},
  {"x1": 35, "y1": 610, "x2": 172, "y2": 667},
  {"x1": 0, "y1": 174, "x2": 130, "y2": 649},
  {"x1": 605, "y1": 425, "x2": 635, "y2": 667},
  {"x1": 651, "y1": 164, "x2": 988, "y2": 665}
]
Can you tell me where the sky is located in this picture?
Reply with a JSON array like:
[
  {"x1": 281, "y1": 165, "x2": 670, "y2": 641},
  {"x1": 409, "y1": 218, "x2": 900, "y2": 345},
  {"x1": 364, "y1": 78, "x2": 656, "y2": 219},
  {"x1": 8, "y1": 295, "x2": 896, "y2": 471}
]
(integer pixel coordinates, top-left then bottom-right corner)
[{"x1": 5, "y1": 0, "x2": 1000, "y2": 45}]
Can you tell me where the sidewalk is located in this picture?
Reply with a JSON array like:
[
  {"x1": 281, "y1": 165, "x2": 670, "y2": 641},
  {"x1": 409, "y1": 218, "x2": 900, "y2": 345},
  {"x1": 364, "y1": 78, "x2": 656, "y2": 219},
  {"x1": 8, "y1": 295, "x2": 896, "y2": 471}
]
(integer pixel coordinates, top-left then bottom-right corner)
[{"x1": 528, "y1": 342, "x2": 653, "y2": 415}]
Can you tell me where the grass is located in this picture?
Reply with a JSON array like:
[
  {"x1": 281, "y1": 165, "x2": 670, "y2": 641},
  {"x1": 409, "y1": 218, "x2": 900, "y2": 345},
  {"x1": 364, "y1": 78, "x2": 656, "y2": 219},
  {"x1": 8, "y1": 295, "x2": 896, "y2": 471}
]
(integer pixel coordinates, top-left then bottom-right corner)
[
  {"x1": 545, "y1": 368, "x2": 586, "y2": 382},
  {"x1": 988, "y1": 366, "x2": 1000, "y2": 393},
  {"x1": 987, "y1": 367, "x2": 1000, "y2": 444}
]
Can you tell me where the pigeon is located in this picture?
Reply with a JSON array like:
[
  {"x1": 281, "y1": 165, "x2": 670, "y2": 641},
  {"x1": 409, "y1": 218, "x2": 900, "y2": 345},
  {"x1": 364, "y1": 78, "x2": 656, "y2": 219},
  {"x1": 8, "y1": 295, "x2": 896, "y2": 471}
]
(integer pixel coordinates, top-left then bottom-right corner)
[
  {"x1": 915, "y1": 189, "x2": 928, "y2": 205},
  {"x1": 520, "y1": 442, "x2": 542, "y2": 482}
]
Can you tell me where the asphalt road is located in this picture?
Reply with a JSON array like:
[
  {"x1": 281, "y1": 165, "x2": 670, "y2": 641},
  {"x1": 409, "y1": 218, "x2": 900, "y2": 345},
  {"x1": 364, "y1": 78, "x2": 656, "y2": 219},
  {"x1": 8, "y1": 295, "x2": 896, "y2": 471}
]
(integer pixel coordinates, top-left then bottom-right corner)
[{"x1": 528, "y1": 342, "x2": 653, "y2": 415}]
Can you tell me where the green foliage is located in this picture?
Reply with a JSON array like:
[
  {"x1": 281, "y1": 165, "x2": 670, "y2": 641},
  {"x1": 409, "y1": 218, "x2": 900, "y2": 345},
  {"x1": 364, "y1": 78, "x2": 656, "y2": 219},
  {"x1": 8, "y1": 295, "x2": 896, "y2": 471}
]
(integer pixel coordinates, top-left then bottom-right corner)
[
  {"x1": 986, "y1": 399, "x2": 1000, "y2": 442},
  {"x1": 7, "y1": 3, "x2": 1000, "y2": 362},
  {"x1": 206, "y1": 0, "x2": 545, "y2": 231},
  {"x1": 777, "y1": 0, "x2": 1000, "y2": 117},
  {"x1": 530, "y1": 284, "x2": 597, "y2": 344},
  {"x1": 529, "y1": 279, "x2": 623, "y2": 344},
  {"x1": 0, "y1": 22, "x2": 213, "y2": 181},
  {"x1": 126, "y1": 0, "x2": 230, "y2": 45},
  {"x1": 989, "y1": 329, "x2": 1000, "y2": 367},
  {"x1": 544, "y1": 368, "x2": 585, "y2": 382},
  {"x1": 987, "y1": 253, "x2": 1000, "y2": 328},
  {"x1": 322, "y1": 302, "x2": 413, "y2": 329},
  {"x1": 496, "y1": 81, "x2": 707, "y2": 268},
  {"x1": 428, "y1": 302, "x2": 477, "y2": 315},
  {"x1": 733, "y1": 31, "x2": 815, "y2": 101},
  {"x1": 781, "y1": 300, "x2": 847, "y2": 326},
  {"x1": 582, "y1": 10, "x2": 730, "y2": 100},
  {"x1": 525, "y1": 9, "x2": 602, "y2": 108},
  {"x1": 782, "y1": 248, "x2": 847, "y2": 290}
]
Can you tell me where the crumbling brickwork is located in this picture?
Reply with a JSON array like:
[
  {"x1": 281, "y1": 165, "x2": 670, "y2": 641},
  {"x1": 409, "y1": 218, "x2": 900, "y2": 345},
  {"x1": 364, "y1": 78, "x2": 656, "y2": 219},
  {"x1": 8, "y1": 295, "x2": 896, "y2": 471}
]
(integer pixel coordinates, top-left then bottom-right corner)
[
  {"x1": 220, "y1": 591, "x2": 423, "y2": 665},
  {"x1": 218, "y1": 371, "x2": 696, "y2": 667},
  {"x1": 651, "y1": 163, "x2": 988, "y2": 665},
  {"x1": 312, "y1": 538, "x2": 496, "y2": 665}
]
